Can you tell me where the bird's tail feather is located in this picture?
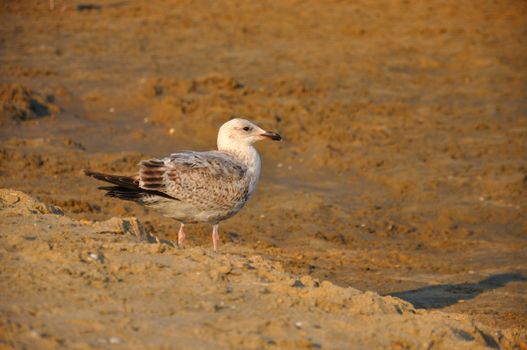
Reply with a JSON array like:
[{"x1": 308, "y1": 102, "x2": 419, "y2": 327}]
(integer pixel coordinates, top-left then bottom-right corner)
[
  {"x1": 98, "y1": 186, "x2": 146, "y2": 201},
  {"x1": 84, "y1": 169, "x2": 178, "y2": 201},
  {"x1": 84, "y1": 170, "x2": 139, "y2": 189}
]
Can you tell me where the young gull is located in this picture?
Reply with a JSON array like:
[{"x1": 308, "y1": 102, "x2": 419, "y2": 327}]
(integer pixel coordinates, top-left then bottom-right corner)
[{"x1": 85, "y1": 118, "x2": 281, "y2": 250}]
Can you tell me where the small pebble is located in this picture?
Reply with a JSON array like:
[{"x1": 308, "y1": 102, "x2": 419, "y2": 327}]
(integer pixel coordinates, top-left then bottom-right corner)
[
  {"x1": 295, "y1": 321, "x2": 303, "y2": 328},
  {"x1": 88, "y1": 252, "x2": 99, "y2": 261},
  {"x1": 109, "y1": 107, "x2": 115, "y2": 113},
  {"x1": 169, "y1": 128, "x2": 175, "y2": 135},
  {"x1": 109, "y1": 336, "x2": 122, "y2": 344},
  {"x1": 277, "y1": 163, "x2": 283, "y2": 168}
]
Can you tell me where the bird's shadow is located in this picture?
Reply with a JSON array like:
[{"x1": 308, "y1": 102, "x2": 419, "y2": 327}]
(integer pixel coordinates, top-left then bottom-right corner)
[{"x1": 389, "y1": 273, "x2": 526, "y2": 309}]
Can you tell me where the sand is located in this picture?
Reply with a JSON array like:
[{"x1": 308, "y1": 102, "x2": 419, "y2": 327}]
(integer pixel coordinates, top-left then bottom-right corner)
[
  {"x1": 0, "y1": 0, "x2": 526, "y2": 349},
  {"x1": 0, "y1": 189, "x2": 520, "y2": 349}
]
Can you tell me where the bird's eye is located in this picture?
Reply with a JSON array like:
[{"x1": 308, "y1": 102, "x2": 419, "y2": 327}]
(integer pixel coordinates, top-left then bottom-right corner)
[{"x1": 242, "y1": 126, "x2": 251, "y2": 131}]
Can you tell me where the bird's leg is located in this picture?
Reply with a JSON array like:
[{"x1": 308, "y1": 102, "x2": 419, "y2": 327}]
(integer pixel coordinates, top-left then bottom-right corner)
[
  {"x1": 212, "y1": 224, "x2": 219, "y2": 251},
  {"x1": 178, "y1": 223, "x2": 185, "y2": 247}
]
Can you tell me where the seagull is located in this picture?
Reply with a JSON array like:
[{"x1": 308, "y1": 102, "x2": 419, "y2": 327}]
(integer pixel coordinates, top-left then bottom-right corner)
[{"x1": 85, "y1": 118, "x2": 281, "y2": 251}]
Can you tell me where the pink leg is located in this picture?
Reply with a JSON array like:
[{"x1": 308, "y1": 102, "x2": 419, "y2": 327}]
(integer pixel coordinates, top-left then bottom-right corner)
[
  {"x1": 178, "y1": 223, "x2": 185, "y2": 247},
  {"x1": 212, "y1": 224, "x2": 219, "y2": 251}
]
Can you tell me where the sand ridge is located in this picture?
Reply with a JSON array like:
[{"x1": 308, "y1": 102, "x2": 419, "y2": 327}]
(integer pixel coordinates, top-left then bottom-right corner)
[{"x1": 0, "y1": 189, "x2": 515, "y2": 349}]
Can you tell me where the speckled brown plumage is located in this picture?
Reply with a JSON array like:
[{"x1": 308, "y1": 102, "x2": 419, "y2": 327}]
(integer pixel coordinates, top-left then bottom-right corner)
[{"x1": 137, "y1": 151, "x2": 252, "y2": 223}]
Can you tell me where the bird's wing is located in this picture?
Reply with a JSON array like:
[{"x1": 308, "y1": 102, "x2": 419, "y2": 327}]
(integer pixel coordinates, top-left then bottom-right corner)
[
  {"x1": 139, "y1": 151, "x2": 250, "y2": 210},
  {"x1": 84, "y1": 170, "x2": 178, "y2": 201}
]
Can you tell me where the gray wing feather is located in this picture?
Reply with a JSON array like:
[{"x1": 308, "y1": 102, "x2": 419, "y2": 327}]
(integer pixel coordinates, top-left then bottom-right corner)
[{"x1": 139, "y1": 151, "x2": 250, "y2": 211}]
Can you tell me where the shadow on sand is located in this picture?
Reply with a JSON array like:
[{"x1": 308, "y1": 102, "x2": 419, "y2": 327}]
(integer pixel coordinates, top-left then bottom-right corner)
[{"x1": 390, "y1": 273, "x2": 526, "y2": 309}]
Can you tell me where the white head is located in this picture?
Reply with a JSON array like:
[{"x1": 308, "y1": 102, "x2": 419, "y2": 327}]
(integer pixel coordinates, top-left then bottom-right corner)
[{"x1": 217, "y1": 118, "x2": 281, "y2": 152}]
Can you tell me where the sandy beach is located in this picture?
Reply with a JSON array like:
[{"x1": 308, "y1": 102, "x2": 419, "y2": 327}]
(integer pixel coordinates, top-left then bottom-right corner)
[{"x1": 1, "y1": 1, "x2": 526, "y2": 348}]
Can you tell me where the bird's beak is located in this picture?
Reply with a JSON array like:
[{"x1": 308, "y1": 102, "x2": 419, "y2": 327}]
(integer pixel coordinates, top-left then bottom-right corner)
[{"x1": 260, "y1": 131, "x2": 282, "y2": 141}]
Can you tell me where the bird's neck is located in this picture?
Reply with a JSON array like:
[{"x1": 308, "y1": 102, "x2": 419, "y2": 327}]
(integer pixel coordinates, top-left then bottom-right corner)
[{"x1": 220, "y1": 144, "x2": 261, "y2": 188}]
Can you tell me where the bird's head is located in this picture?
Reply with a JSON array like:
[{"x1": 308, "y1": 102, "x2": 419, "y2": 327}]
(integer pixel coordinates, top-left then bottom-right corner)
[{"x1": 217, "y1": 118, "x2": 281, "y2": 151}]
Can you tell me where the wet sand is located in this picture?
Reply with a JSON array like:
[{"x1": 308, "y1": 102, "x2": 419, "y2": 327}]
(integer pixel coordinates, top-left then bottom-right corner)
[{"x1": 1, "y1": 0, "x2": 526, "y2": 348}]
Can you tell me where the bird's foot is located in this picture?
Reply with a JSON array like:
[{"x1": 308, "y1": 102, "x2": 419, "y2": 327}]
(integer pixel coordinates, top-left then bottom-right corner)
[
  {"x1": 212, "y1": 224, "x2": 219, "y2": 252},
  {"x1": 178, "y1": 223, "x2": 186, "y2": 248}
]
